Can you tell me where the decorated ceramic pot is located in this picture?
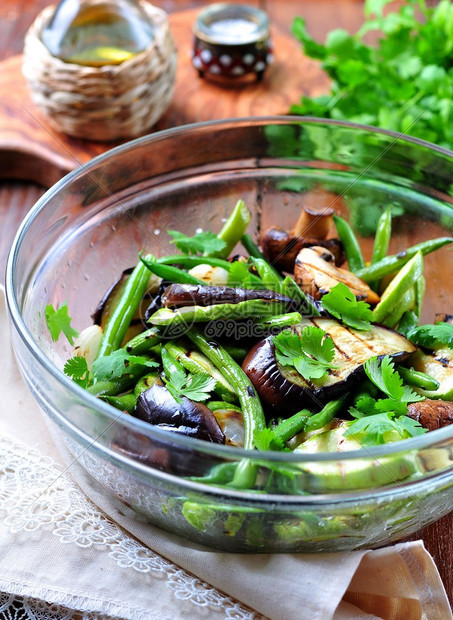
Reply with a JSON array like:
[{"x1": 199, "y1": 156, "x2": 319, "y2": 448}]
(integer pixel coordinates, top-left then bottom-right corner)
[{"x1": 192, "y1": 3, "x2": 273, "y2": 82}]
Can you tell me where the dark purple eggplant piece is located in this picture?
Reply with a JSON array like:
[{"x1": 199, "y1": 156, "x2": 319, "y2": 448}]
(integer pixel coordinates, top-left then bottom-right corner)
[
  {"x1": 161, "y1": 283, "x2": 296, "y2": 309},
  {"x1": 135, "y1": 383, "x2": 225, "y2": 444},
  {"x1": 242, "y1": 317, "x2": 417, "y2": 417},
  {"x1": 261, "y1": 228, "x2": 345, "y2": 273}
]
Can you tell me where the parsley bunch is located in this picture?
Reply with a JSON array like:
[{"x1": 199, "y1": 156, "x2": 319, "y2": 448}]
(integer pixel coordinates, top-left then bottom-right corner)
[
  {"x1": 345, "y1": 356, "x2": 427, "y2": 445},
  {"x1": 273, "y1": 325, "x2": 336, "y2": 381},
  {"x1": 291, "y1": 0, "x2": 453, "y2": 148}
]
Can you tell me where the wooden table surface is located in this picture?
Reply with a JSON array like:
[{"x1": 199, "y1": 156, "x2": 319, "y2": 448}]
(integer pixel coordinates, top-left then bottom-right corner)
[{"x1": 1, "y1": 0, "x2": 451, "y2": 610}]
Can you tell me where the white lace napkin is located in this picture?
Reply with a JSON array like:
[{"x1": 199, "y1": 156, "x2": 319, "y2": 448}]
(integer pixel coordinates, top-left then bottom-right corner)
[{"x1": 0, "y1": 287, "x2": 451, "y2": 620}]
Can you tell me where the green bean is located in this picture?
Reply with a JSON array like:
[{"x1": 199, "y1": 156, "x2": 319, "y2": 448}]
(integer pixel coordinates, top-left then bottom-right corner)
[
  {"x1": 125, "y1": 326, "x2": 163, "y2": 355},
  {"x1": 207, "y1": 401, "x2": 243, "y2": 413},
  {"x1": 158, "y1": 255, "x2": 233, "y2": 269},
  {"x1": 272, "y1": 408, "x2": 313, "y2": 444},
  {"x1": 397, "y1": 366, "x2": 440, "y2": 391},
  {"x1": 212, "y1": 199, "x2": 252, "y2": 258},
  {"x1": 241, "y1": 234, "x2": 266, "y2": 260},
  {"x1": 148, "y1": 299, "x2": 290, "y2": 327},
  {"x1": 140, "y1": 254, "x2": 206, "y2": 285},
  {"x1": 163, "y1": 342, "x2": 237, "y2": 403},
  {"x1": 96, "y1": 256, "x2": 152, "y2": 359},
  {"x1": 101, "y1": 393, "x2": 137, "y2": 412},
  {"x1": 157, "y1": 254, "x2": 263, "y2": 286},
  {"x1": 134, "y1": 372, "x2": 160, "y2": 396},
  {"x1": 186, "y1": 328, "x2": 266, "y2": 449},
  {"x1": 398, "y1": 310, "x2": 419, "y2": 337},
  {"x1": 281, "y1": 276, "x2": 320, "y2": 316},
  {"x1": 304, "y1": 397, "x2": 347, "y2": 433},
  {"x1": 87, "y1": 366, "x2": 147, "y2": 397},
  {"x1": 161, "y1": 345, "x2": 186, "y2": 379},
  {"x1": 256, "y1": 312, "x2": 302, "y2": 330},
  {"x1": 221, "y1": 345, "x2": 249, "y2": 363},
  {"x1": 414, "y1": 275, "x2": 425, "y2": 319},
  {"x1": 333, "y1": 214, "x2": 365, "y2": 272},
  {"x1": 251, "y1": 257, "x2": 283, "y2": 291},
  {"x1": 372, "y1": 252, "x2": 423, "y2": 324},
  {"x1": 370, "y1": 206, "x2": 392, "y2": 291},
  {"x1": 356, "y1": 237, "x2": 453, "y2": 282}
]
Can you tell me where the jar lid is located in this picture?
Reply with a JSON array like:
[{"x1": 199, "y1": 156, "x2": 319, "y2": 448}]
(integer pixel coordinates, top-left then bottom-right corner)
[{"x1": 193, "y1": 3, "x2": 269, "y2": 46}]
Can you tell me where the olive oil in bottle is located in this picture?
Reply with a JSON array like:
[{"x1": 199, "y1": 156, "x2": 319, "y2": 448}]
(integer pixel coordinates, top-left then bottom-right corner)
[{"x1": 41, "y1": 0, "x2": 155, "y2": 66}]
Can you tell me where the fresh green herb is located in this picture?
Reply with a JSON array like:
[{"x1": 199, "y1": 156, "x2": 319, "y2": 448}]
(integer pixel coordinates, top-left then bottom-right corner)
[
  {"x1": 344, "y1": 411, "x2": 426, "y2": 446},
  {"x1": 91, "y1": 349, "x2": 158, "y2": 383},
  {"x1": 363, "y1": 356, "x2": 424, "y2": 406},
  {"x1": 321, "y1": 282, "x2": 373, "y2": 330},
  {"x1": 227, "y1": 260, "x2": 253, "y2": 288},
  {"x1": 163, "y1": 365, "x2": 216, "y2": 403},
  {"x1": 63, "y1": 356, "x2": 90, "y2": 388},
  {"x1": 254, "y1": 427, "x2": 286, "y2": 452},
  {"x1": 408, "y1": 322, "x2": 453, "y2": 349},
  {"x1": 45, "y1": 302, "x2": 79, "y2": 345},
  {"x1": 273, "y1": 326, "x2": 336, "y2": 380},
  {"x1": 290, "y1": 0, "x2": 453, "y2": 149},
  {"x1": 168, "y1": 230, "x2": 227, "y2": 256}
]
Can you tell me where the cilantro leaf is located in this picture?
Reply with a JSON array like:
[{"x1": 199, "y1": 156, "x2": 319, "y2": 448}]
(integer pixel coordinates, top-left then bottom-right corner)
[
  {"x1": 227, "y1": 261, "x2": 253, "y2": 288},
  {"x1": 164, "y1": 369, "x2": 216, "y2": 403},
  {"x1": 290, "y1": 0, "x2": 453, "y2": 151},
  {"x1": 178, "y1": 373, "x2": 216, "y2": 402},
  {"x1": 45, "y1": 302, "x2": 79, "y2": 345},
  {"x1": 168, "y1": 230, "x2": 226, "y2": 256},
  {"x1": 344, "y1": 412, "x2": 427, "y2": 447},
  {"x1": 321, "y1": 282, "x2": 373, "y2": 330},
  {"x1": 364, "y1": 356, "x2": 423, "y2": 404},
  {"x1": 91, "y1": 349, "x2": 158, "y2": 382},
  {"x1": 408, "y1": 322, "x2": 453, "y2": 349},
  {"x1": 254, "y1": 428, "x2": 286, "y2": 452},
  {"x1": 273, "y1": 326, "x2": 336, "y2": 381},
  {"x1": 64, "y1": 356, "x2": 90, "y2": 388}
]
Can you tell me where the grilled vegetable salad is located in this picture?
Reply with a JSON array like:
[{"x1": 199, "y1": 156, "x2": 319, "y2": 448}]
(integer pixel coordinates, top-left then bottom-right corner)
[{"x1": 47, "y1": 200, "x2": 453, "y2": 482}]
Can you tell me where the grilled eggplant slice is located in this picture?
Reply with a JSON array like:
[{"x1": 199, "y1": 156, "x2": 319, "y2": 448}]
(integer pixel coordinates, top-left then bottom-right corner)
[
  {"x1": 294, "y1": 246, "x2": 380, "y2": 304},
  {"x1": 242, "y1": 317, "x2": 417, "y2": 416},
  {"x1": 161, "y1": 283, "x2": 296, "y2": 309},
  {"x1": 135, "y1": 384, "x2": 225, "y2": 443}
]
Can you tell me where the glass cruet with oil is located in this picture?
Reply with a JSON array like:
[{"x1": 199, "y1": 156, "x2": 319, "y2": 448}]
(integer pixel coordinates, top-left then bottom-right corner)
[{"x1": 41, "y1": 0, "x2": 155, "y2": 66}]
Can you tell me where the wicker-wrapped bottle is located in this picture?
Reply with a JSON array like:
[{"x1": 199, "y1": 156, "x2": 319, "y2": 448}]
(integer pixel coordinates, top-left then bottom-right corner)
[{"x1": 23, "y1": 0, "x2": 177, "y2": 141}]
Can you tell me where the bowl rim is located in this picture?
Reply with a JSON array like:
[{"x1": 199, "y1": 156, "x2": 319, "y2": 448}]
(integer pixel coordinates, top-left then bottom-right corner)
[{"x1": 5, "y1": 115, "x2": 453, "y2": 469}]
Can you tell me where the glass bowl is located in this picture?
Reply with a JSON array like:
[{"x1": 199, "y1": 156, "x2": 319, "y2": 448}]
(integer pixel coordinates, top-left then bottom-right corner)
[{"x1": 5, "y1": 117, "x2": 453, "y2": 553}]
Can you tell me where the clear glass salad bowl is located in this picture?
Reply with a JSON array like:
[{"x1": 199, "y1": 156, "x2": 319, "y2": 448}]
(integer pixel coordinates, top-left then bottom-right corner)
[{"x1": 5, "y1": 117, "x2": 453, "y2": 553}]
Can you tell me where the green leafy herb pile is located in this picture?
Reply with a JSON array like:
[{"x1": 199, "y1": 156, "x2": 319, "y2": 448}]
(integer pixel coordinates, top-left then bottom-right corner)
[{"x1": 290, "y1": 0, "x2": 453, "y2": 147}]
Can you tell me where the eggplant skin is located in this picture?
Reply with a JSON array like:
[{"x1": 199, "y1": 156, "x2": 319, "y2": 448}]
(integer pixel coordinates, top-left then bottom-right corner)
[
  {"x1": 161, "y1": 283, "x2": 295, "y2": 309},
  {"x1": 135, "y1": 383, "x2": 225, "y2": 444},
  {"x1": 242, "y1": 318, "x2": 417, "y2": 417}
]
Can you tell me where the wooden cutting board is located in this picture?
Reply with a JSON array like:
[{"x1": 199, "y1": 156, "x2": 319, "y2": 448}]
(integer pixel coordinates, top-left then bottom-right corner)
[{"x1": 0, "y1": 8, "x2": 328, "y2": 187}]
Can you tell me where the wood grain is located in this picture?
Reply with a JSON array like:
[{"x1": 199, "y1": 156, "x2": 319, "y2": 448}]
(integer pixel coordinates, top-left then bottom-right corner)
[{"x1": 0, "y1": 11, "x2": 329, "y2": 186}]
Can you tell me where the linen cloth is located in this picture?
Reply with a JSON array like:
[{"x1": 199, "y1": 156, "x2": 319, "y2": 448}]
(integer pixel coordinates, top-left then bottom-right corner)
[{"x1": 0, "y1": 287, "x2": 451, "y2": 620}]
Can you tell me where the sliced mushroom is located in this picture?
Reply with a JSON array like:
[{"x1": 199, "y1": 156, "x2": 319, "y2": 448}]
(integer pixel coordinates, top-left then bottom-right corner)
[
  {"x1": 407, "y1": 399, "x2": 453, "y2": 431},
  {"x1": 242, "y1": 317, "x2": 417, "y2": 416},
  {"x1": 292, "y1": 204, "x2": 334, "y2": 239},
  {"x1": 261, "y1": 228, "x2": 345, "y2": 272},
  {"x1": 135, "y1": 383, "x2": 225, "y2": 444},
  {"x1": 294, "y1": 246, "x2": 380, "y2": 304}
]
